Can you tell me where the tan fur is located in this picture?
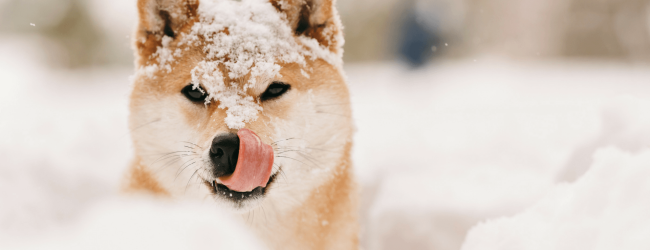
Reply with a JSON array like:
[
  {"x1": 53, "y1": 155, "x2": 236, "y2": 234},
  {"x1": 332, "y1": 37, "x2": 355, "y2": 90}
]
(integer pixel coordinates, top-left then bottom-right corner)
[
  {"x1": 125, "y1": 0, "x2": 357, "y2": 249},
  {"x1": 280, "y1": 142, "x2": 358, "y2": 250},
  {"x1": 123, "y1": 158, "x2": 171, "y2": 196}
]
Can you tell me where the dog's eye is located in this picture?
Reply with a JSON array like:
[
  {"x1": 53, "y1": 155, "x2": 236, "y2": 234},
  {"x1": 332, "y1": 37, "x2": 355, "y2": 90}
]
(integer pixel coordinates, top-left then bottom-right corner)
[
  {"x1": 261, "y1": 82, "x2": 291, "y2": 101},
  {"x1": 182, "y1": 85, "x2": 208, "y2": 103}
]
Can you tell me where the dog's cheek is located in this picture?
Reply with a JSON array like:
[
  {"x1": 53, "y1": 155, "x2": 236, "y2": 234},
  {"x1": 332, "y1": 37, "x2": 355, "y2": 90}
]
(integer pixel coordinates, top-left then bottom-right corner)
[{"x1": 131, "y1": 97, "x2": 194, "y2": 162}]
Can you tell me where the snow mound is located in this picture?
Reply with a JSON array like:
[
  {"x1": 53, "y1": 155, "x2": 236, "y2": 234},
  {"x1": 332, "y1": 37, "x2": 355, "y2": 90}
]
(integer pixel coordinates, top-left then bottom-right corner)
[
  {"x1": 9, "y1": 197, "x2": 266, "y2": 250},
  {"x1": 462, "y1": 147, "x2": 650, "y2": 250},
  {"x1": 364, "y1": 167, "x2": 552, "y2": 250}
]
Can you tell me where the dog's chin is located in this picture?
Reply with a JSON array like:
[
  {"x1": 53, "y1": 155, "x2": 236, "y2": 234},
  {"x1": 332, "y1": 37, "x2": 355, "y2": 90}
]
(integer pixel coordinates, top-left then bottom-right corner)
[{"x1": 203, "y1": 173, "x2": 277, "y2": 213}]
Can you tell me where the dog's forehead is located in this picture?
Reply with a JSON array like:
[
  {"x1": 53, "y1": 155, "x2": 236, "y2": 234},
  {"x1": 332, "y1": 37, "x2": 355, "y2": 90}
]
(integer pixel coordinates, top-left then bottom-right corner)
[{"x1": 185, "y1": 0, "x2": 303, "y2": 89}]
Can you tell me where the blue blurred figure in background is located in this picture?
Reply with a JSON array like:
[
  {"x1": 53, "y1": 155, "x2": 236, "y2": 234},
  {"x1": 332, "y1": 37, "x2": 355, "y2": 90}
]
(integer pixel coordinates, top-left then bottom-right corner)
[{"x1": 398, "y1": 2, "x2": 443, "y2": 68}]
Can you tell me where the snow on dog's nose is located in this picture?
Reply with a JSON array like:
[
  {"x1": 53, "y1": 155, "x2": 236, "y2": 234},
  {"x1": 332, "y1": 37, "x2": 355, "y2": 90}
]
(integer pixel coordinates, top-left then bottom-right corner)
[{"x1": 216, "y1": 129, "x2": 274, "y2": 192}]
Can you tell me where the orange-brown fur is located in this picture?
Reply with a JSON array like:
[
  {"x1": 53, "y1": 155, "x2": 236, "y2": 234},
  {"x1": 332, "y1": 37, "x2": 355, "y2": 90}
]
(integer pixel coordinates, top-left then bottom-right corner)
[
  {"x1": 123, "y1": 158, "x2": 170, "y2": 196},
  {"x1": 124, "y1": 0, "x2": 357, "y2": 249},
  {"x1": 282, "y1": 142, "x2": 358, "y2": 250}
]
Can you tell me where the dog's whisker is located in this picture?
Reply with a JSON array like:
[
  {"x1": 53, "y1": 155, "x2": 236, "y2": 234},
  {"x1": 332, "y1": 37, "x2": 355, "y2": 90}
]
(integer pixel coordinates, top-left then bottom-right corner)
[
  {"x1": 167, "y1": 157, "x2": 193, "y2": 174},
  {"x1": 295, "y1": 151, "x2": 321, "y2": 163},
  {"x1": 140, "y1": 150, "x2": 194, "y2": 156},
  {"x1": 153, "y1": 156, "x2": 183, "y2": 169},
  {"x1": 185, "y1": 168, "x2": 202, "y2": 194},
  {"x1": 151, "y1": 153, "x2": 193, "y2": 167},
  {"x1": 314, "y1": 111, "x2": 351, "y2": 117},
  {"x1": 149, "y1": 150, "x2": 194, "y2": 158},
  {"x1": 277, "y1": 150, "x2": 322, "y2": 167},
  {"x1": 274, "y1": 146, "x2": 341, "y2": 153},
  {"x1": 271, "y1": 138, "x2": 305, "y2": 146},
  {"x1": 314, "y1": 102, "x2": 351, "y2": 106},
  {"x1": 180, "y1": 141, "x2": 204, "y2": 149},
  {"x1": 154, "y1": 157, "x2": 186, "y2": 174},
  {"x1": 175, "y1": 161, "x2": 198, "y2": 181},
  {"x1": 273, "y1": 163, "x2": 289, "y2": 182},
  {"x1": 122, "y1": 118, "x2": 161, "y2": 137},
  {"x1": 150, "y1": 151, "x2": 194, "y2": 164},
  {"x1": 261, "y1": 205, "x2": 269, "y2": 225},
  {"x1": 275, "y1": 149, "x2": 304, "y2": 155},
  {"x1": 276, "y1": 156, "x2": 320, "y2": 169},
  {"x1": 275, "y1": 166, "x2": 292, "y2": 186},
  {"x1": 251, "y1": 210, "x2": 256, "y2": 226},
  {"x1": 289, "y1": 152, "x2": 323, "y2": 170}
]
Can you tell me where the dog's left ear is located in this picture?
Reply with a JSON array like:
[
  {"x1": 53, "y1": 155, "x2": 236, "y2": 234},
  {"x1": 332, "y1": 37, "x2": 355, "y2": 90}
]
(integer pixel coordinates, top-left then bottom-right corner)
[
  {"x1": 270, "y1": 0, "x2": 343, "y2": 53},
  {"x1": 134, "y1": 0, "x2": 199, "y2": 66}
]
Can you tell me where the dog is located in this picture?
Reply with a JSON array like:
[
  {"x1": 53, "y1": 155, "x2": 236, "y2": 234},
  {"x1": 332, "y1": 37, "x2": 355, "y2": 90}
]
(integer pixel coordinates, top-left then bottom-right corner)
[{"x1": 122, "y1": 0, "x2": 357, "y2": 249}]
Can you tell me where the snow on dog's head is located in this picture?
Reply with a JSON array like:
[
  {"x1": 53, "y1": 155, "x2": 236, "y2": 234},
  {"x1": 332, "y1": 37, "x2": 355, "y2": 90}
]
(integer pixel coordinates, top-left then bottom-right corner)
[
  {"x1": 135, "y1": 0, "x2": 342, "y2": 129},
  {"x1": 128, "y1": 0, "x2": 352, "y2": 212}
]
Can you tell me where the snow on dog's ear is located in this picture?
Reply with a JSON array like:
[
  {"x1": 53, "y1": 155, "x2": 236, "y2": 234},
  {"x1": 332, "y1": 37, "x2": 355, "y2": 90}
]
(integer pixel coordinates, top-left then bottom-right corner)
[
  {"x1": 270, "y1": 0, "x2": 344, "y2": 53},
  {"x1": 134, "y1": 0, "x2": 198, "y2": 66}
]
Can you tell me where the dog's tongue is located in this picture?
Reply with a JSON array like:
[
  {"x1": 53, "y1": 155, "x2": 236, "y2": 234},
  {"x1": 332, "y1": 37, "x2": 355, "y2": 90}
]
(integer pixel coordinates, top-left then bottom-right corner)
[{"x1": 219, "y1": 129, "x2": 274, "y2": 192}]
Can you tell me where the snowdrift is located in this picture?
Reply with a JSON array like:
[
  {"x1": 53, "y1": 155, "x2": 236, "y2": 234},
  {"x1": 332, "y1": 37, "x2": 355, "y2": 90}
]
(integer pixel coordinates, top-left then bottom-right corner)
[
  {"x1": 348, "y1": 61, "x2": 650, "y2": 250},
  {"x1": 462, "y1": 147, "x2": 650, "y2": 250},
  {"x1": 13, "y1": 198, "x2": 266, "y2": 250}
]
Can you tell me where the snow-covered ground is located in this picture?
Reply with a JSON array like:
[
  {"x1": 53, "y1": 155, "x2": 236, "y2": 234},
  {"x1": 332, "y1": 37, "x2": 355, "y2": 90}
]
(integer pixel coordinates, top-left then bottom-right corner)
[
  {"x1": 2, "y1": 39, "x2": 650, "y2": 249},
  {"x1": 462, "y1": 147, "x2": 650, "y2": 250},
  {"x1": 348, "y1": 59, "x2": 650, "y2": 249}
]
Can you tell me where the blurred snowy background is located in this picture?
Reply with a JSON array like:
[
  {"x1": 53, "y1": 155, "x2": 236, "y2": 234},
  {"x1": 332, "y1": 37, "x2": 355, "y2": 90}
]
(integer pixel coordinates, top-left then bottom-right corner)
[{"x1": 1, "y1": 0, "x2": 650, "y2": 249}]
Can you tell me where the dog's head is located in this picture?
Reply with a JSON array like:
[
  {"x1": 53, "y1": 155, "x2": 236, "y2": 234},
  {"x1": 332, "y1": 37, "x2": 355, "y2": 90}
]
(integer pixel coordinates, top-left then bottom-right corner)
[{"x1": 129, "y1": 0, "x2": 352, "y2": 212}]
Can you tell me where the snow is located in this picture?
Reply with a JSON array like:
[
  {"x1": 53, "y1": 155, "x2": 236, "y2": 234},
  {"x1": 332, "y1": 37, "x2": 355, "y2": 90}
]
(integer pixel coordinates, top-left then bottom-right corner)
[
  {"x1": 15, "y1": 198, "x2": 266, "y2": 250},
  {"x1": 3, "y1": 36, "x2": 650, "y2": 249},
  {"x1": 0, "y1": 37, "x2": 131, "y2": 244},
  {"x1": 349, "y1": 59, "x2": 650, "y2": 250},
  {"x1": 462, "y1": 147, "x2": 650, "y2": 250}
]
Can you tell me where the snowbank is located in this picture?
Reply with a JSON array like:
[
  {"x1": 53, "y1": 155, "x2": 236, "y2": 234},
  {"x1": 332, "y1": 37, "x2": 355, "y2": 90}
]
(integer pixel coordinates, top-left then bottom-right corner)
[
  {"x1": 0, "y1": 37, "x2": 132, "y2": 242},
  {"x1": 348, "y1": 60, "x2": 650, "y2": 250},
  {"x1": 3, "y1": 197, "x2": 265, "y2": 250},
  {"x1": 462, "y1": 147, "x2": 650, "y2": 250}
]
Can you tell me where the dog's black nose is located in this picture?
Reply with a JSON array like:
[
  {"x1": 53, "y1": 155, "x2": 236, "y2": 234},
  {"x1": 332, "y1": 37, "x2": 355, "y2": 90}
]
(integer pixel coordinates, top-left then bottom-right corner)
[{"x1": 210, "y1": 133, "x2": 240, "y2": 178}]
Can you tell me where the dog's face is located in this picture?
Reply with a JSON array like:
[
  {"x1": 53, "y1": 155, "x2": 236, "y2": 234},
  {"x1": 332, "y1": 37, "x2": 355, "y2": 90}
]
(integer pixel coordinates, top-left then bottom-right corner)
[{"x1": 129, "y1": 0, "x2": 352, "y2": 212}]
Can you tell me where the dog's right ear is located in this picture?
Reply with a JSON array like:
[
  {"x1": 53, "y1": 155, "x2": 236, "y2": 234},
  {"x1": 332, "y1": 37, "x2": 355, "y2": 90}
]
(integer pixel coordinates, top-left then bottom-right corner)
[
  {"x1": 134, "y1": 0, "x2": 199, "y2": 66},
  {"x1": 269, "y1": 0, "x2": 344, "y2": 54}
]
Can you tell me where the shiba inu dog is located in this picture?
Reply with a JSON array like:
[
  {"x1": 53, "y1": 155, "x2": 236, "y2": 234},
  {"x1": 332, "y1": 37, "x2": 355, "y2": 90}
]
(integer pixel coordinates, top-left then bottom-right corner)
[{"x1": 123, "y1": 0, "x2": 357, "y2": 249}]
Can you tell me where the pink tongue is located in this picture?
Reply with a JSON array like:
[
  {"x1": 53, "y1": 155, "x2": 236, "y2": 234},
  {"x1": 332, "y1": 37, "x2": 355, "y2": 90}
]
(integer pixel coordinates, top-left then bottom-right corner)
[{"x1": 219, "y1": 129, "x2": 274, "y2": 192}]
